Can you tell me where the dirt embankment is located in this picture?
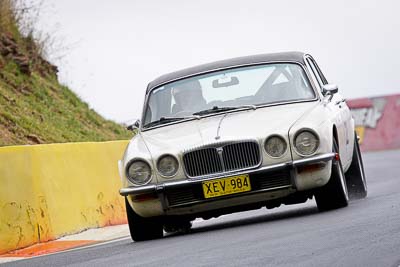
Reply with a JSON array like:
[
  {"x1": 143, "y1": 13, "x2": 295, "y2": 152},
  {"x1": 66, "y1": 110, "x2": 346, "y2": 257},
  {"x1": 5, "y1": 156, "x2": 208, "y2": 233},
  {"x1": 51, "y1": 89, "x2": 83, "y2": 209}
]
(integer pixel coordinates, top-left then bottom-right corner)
[{"x1": 0, "y1": 2, "x2": 131, "y2": 146}]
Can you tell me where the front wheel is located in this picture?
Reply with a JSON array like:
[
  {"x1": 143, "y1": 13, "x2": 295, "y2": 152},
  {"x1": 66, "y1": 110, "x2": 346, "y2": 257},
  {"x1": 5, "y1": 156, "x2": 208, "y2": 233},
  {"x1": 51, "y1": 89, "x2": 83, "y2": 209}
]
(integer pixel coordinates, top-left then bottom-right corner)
[
  {"x1": 163, "y1": 220, "x2": 192, "y2": 234},
  {"x1": 125, "y1": 198, "x2": 163, "y2": 241},
  {"x1": 346, "y1": 133, "x2": 367, "y2": 199},
  {"x1": 315, "y1": 139, "x2": 349, "y2": 211}
]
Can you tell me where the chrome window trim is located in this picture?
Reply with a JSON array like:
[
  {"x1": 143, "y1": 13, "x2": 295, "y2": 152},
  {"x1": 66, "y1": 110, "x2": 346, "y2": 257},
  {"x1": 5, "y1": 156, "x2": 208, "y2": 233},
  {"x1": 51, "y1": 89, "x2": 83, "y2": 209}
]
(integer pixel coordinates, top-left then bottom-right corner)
[
  {"x1": 304, "y1": 55, "x2": 323, "y2": 94},
  {"x1": 303, "y1": 54, "x2": 330, "y2": 100},
  {"x1": 305, "y1": 55, "x2": 328, "y2": 84},
  {"x1": 305, "y1": 57, "x2": 324, "y2": 88}
]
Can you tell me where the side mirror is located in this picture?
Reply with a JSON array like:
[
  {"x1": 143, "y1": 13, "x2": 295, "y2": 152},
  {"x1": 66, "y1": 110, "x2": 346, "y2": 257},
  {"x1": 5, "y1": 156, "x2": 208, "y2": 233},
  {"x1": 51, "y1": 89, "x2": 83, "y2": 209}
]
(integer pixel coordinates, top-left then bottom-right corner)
[
  {"x1": 127, "y1": 119, "x2": 140, "y2": 131},
  {"x1": 322, "y1": 84, "x2": 339, "y2": 96}
]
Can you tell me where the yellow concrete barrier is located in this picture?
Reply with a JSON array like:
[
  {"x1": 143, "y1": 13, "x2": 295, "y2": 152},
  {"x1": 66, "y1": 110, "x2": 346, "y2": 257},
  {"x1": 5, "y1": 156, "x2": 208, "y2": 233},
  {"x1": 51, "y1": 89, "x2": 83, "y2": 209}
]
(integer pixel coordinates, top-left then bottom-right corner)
[{"x1": 0, "y1": 140, "x2": 129, "y2": 254}]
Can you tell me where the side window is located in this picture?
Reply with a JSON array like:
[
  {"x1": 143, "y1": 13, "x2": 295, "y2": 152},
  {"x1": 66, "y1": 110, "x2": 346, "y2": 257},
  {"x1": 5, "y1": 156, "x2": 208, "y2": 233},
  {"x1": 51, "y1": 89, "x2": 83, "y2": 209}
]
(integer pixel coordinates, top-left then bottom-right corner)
[
  {"x1": 311, "y1": 58, "x2": 328, "y2": 85},
  {"x1": 306, "y1": 58, "x2": 323, "y2": 91}
]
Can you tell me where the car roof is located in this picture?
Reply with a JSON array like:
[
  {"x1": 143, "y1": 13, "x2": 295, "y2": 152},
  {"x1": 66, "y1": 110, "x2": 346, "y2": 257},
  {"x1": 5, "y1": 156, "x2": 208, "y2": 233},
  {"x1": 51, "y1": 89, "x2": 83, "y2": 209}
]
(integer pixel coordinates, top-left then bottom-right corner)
[{"x1": 147, "y1": 51, "x2": 307, "y2": 92}]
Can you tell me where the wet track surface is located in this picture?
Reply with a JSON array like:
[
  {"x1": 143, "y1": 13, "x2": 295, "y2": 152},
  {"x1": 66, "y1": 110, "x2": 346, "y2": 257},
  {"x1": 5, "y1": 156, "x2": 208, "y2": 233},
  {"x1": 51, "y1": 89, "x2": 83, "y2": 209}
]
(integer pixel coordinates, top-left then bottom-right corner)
[{"x1": 5, "y1": 150, "x2": 400, "y2": 267}]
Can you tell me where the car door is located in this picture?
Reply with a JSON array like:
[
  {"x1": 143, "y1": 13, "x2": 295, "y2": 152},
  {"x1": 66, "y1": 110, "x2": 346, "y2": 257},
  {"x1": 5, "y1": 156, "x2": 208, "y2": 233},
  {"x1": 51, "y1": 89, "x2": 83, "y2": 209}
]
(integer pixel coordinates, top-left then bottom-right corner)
[
  {"x1": 333, "y1": 94, "x2": 354, "y2": 168},
  {"x1": 311, "y1": 58, "x2": 354, "y2": 167},
  {"x1": 305, "y1": 56, "x2": 351, "y2": 164}
]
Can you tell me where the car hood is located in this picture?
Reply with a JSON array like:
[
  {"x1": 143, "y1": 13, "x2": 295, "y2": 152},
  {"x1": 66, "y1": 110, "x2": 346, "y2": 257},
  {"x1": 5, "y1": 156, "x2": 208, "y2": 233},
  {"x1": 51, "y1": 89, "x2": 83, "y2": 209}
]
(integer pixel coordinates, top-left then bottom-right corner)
[{"x1": 140, "y1": 101, "x2": 318, "y2": 156}]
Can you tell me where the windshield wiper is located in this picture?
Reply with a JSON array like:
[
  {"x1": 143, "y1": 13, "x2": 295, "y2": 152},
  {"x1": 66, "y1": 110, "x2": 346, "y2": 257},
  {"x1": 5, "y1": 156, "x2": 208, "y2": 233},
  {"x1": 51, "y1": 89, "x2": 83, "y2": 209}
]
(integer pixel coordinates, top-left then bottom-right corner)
[
  {"x1": 192, "y1": 105, "x2": 257, "y2": 116},
  {"x1": 144, "y1": 115, "x2": 200, "y2": 128},
  {"x1": 144, "y1": 105, "x2": 256, "y2": 128}
]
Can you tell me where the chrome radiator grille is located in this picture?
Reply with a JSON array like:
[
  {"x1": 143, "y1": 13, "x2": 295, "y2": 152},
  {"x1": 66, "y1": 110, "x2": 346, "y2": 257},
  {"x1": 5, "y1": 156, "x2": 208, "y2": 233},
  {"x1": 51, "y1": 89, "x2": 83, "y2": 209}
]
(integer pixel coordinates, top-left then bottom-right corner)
[{"x1": 183, "y1": 141, "x2": 261, "y2": 177}]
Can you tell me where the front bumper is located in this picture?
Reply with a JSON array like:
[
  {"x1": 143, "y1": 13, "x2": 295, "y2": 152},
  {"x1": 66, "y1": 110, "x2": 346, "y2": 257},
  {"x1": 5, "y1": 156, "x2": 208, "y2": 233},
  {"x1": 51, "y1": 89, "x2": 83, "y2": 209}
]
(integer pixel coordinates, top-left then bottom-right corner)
[{"x1": 120, "y1": 153, "x2": 335, "y2": 212}]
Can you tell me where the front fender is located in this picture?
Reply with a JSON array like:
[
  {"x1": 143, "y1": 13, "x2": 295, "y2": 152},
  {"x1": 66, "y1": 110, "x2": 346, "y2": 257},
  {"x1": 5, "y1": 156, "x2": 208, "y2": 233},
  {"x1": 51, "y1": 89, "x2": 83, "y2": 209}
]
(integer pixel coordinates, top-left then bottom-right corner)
[
  {"x1": 288, "y1": 102, "x2": 336, "y2": 190},
  {"x1": 121, "y1": 133, "x2": 157, "y2": 187},
  {"x1": 288, "y1": 102, "x2": 335, "y2": 161}
]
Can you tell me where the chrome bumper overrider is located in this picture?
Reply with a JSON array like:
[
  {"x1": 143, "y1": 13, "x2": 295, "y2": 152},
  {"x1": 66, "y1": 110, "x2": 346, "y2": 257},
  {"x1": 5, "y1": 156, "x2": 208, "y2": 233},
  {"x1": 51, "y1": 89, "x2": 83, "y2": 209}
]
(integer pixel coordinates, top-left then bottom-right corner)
[{"x1": 119, "y1": 153, "x2": 336, "y2": 197}]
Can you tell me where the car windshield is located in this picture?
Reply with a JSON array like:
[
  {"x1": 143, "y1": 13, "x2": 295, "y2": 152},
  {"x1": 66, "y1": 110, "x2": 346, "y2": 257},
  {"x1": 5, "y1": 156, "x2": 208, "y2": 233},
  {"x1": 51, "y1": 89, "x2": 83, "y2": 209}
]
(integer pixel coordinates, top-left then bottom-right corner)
[{"x1": 143, "y1": 63, "x2": 315, "y2": 128}]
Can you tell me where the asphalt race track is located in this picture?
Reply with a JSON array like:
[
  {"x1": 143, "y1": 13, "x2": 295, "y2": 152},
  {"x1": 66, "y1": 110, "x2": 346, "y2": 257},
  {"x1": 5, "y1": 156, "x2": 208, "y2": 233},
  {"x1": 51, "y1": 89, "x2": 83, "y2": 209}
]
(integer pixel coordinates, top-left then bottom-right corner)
[{"x1": 5, "y1": 150, "x2": 400, "y2": 267}]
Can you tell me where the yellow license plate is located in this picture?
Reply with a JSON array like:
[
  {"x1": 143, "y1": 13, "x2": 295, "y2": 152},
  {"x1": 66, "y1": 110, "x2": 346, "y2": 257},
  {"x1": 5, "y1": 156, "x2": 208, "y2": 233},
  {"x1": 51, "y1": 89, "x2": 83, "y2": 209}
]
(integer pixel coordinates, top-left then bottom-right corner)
[{"x1": 202, "y1": 174, "x2": 251, "y2": 199}]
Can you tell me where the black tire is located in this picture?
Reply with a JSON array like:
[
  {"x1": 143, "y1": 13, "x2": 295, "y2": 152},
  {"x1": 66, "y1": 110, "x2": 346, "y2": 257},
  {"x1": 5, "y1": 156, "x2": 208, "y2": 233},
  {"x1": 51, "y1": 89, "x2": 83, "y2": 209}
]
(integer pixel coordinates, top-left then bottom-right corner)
[
  {"x1": 346, "y1": 133, "x2": 367, "y2": 199},
  {"x1": 125, "y1": 198, "x2": 163, "y2": 241},
  {"x1": 315, "y1": 139, "x2": 349, "y2": 211}
]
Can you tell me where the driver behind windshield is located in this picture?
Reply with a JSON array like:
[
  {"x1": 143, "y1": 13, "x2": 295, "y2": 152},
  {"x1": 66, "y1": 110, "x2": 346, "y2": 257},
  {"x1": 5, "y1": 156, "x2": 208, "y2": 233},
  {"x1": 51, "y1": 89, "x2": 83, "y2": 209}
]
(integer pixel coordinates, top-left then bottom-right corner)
[{"x1": 172, "y1": 80, "x2": 207, "y2": 115}]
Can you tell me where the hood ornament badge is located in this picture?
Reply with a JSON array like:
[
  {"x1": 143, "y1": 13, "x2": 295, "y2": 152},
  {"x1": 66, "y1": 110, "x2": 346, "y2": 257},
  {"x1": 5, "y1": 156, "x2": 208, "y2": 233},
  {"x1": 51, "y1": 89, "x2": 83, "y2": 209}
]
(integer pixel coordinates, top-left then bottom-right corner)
[{"x1": 215, "y1": 113, "x2": 228, "y2": 140}]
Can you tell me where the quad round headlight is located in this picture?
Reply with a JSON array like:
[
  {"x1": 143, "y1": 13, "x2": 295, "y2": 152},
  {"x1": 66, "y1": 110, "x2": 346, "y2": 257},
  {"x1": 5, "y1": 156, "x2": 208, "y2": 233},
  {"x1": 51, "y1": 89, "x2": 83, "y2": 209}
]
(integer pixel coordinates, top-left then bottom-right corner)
[
  {"x1": 157, "y1": 155, "x2": 179, "y2": 177},
  {"x1": 126, "y1": 160, "x2": 152, "y2": 185},
  {"x1": 264, "y1": 135, "x2": 287, "y2": 158},
  {"x1": 294, "y1": 130, "x2": 319, "y2": 156}
]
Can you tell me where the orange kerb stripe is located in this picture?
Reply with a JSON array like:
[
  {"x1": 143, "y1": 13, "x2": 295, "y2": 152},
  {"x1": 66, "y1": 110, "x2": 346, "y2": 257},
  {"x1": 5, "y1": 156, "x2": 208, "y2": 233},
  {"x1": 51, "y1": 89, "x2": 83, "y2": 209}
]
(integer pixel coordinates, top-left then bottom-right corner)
[{"x1": 0, "y1": 240, "x2": 98, "y2": 257}]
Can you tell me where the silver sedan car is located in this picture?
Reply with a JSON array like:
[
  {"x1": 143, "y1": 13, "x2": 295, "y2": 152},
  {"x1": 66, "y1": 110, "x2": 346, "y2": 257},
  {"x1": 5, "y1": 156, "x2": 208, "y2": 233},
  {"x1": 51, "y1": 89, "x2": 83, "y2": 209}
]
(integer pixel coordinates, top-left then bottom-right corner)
[{"x1": 119, "y1": 52, "x2": 367, "y2": 241}]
